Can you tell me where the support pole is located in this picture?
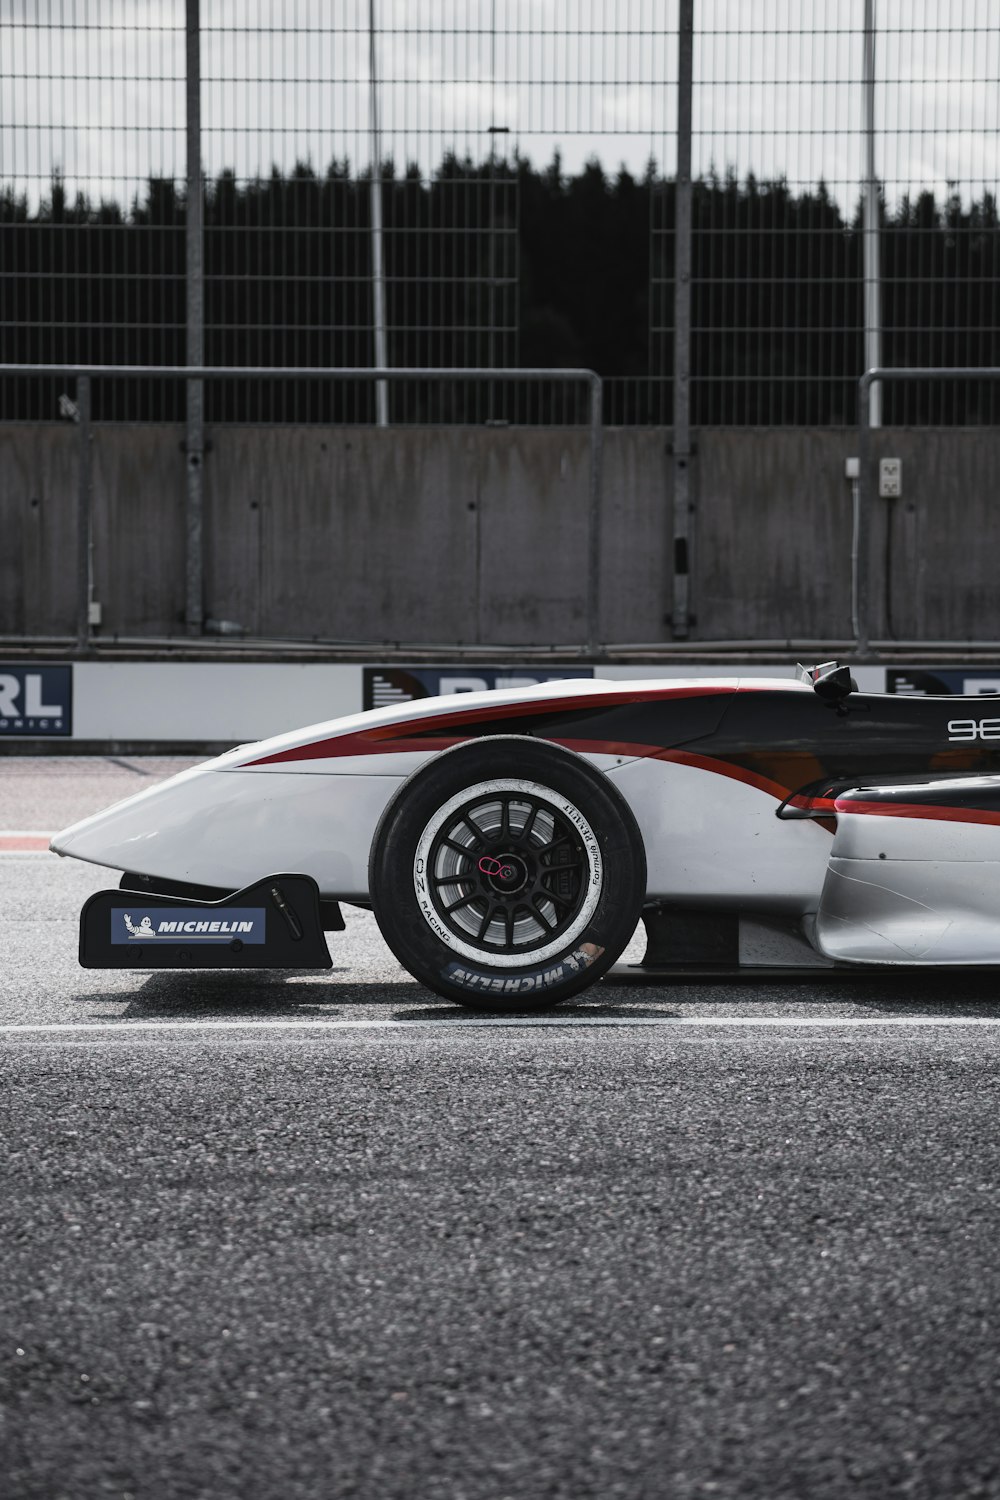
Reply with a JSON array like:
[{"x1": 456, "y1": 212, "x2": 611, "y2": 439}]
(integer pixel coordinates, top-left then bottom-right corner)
[
  {"x1": 856, "y1": 373, "x2": 872, "y2": 657},
  {"x1": 369, "y1": 0, "x2": 388, "y2": 426},
  {"x1": 671, "y1": 0, "x2": 694, "y2": 639},
  {"x1": 863, "y1": 0, "x2": 882, "y2": 427},
  {"x1": 185, "y1": 0, "x2": 205, "y2": 633},
  {"x1": 587, "y1": 374, "x2": 603, "y2": 658},
  {"x1": 75, "y1": 375, "x2": 92, "y2": 655}
]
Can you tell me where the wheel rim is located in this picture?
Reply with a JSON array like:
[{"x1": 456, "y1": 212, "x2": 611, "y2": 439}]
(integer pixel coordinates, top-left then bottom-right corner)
[{"x1": 413, "y1": 778, "x2": 603, "y2": 968}]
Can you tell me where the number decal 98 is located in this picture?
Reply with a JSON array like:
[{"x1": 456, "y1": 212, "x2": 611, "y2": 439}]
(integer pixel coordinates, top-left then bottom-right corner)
[{"x1": 948, "y1": 718, "x2": 1000, "y2": 741}]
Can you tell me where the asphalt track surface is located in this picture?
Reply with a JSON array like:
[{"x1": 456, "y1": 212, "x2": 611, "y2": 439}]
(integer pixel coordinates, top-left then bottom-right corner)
[{"x1": 3, "y1": 758, "x2": 1000, "y2": 1499}]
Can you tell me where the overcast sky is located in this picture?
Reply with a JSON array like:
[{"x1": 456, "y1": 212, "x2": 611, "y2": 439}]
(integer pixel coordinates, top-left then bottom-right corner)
[{"x1": 2, "y1": 0, "x2": 998, "y2": 212}]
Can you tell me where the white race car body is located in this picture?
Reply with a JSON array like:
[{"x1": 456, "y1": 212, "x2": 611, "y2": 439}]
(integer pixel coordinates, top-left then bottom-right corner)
[{"x1": 52, "y1": 672, "x2": 1000, "y2": 970}]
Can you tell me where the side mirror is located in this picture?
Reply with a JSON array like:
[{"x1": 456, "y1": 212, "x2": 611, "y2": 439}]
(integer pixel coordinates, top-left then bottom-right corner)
[{"x1": 810, "y1": 661, "x2": 857, "y2": 703}]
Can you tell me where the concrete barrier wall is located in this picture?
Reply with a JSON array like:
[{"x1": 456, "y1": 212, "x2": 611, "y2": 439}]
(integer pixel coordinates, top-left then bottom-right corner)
[
  {"x1": 1, "y1": 424, "x2": 80, "y2": 637},
  {"x1": 2, "y1": 423, "x2": 998, "y2": 644},
  {"x1": 695, "y1": 430, "x2": 856, "y2": 640}
]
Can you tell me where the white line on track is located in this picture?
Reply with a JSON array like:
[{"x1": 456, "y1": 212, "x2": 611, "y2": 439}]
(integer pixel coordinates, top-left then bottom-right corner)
[{"x1": 3, "y1": 1016, "x2": 1000, "y2": 1035}]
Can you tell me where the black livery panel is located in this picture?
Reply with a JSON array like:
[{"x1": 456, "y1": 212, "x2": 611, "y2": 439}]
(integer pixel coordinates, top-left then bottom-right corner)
[{"x1": 698, "y1": 691, "x2": 1000, "y2": 805}]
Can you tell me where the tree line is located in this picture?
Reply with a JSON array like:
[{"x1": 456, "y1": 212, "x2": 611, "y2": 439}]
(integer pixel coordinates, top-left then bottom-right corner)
[{"x1": 1, "y1": 154, "x2": 998, "y2": 424}]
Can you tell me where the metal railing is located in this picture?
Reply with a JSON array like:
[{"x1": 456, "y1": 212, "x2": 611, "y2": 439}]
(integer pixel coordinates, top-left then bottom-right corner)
[{"x1": 0, "y1": 364, "x2": 603, "y2": 658}]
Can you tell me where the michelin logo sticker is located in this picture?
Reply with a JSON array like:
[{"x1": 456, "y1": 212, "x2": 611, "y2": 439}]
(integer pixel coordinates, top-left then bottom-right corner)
[{"x1": 111, "y1": 908, "x2": 266, "y2": 944}]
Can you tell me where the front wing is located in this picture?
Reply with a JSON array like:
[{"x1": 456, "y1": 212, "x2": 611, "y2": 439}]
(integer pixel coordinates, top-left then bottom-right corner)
[{"x1": 80, "y1": 874, "x2": 332, "y2": 970}]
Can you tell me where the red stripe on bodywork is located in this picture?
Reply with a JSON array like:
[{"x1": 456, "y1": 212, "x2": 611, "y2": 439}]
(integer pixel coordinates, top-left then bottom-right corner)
[
  {"x1": 655, "y1": 749, "x2": 839, "y2": 812},
  {"x1": 834, "y1": 798, "x2": 1000, "y2": 827},
  {"x1": 657, "y1": 748, "x2": 793, "y2": 803},
  {"x1": 242, "y1": 686, "x2": 735, "y2": 766}
]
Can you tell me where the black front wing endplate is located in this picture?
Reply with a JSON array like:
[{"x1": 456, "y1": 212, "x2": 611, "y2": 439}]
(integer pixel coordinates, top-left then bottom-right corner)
[{"x1": 80, "y1": 873, "x2": 333, "y2": 970}]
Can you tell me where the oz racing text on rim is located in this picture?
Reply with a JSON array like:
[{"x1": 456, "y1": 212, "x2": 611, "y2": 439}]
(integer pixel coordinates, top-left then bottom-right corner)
[{"x1": 413, "y1": 779, "x2": 603, "y2": 968}]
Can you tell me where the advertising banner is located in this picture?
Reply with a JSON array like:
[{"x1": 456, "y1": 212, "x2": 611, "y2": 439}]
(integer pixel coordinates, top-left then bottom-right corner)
[
  {"x1": 363, "y1": 666, "x2": 594, "y2": 711},
  {"x1": 887, "y1": 669, "x2": 1000, "y2": 696},
  {"x1": 0, "y1": 665, "x2": 72, "y2": 736}
]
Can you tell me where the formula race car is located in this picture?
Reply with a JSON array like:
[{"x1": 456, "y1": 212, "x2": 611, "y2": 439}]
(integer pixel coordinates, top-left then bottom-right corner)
[{"x1": 51, "y1": 663, "x2": 1000, "y2": 1009}]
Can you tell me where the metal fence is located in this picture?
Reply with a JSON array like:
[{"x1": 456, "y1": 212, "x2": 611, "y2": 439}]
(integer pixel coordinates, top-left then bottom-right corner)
[{"x1": 2, "y1": 2, "x2": 1000, "y2": 427}]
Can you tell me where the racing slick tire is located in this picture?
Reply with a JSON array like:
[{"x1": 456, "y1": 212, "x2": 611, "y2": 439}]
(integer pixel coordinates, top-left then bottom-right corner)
[{"x1": 369, "y1": 735, "x2": 646, "y2": 1011}]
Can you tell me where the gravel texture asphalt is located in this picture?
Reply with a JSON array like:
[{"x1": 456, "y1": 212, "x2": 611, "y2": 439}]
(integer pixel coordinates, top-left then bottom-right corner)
[{"x1": 2, "y1": 758, "x2": 1000, "y2": 1499}]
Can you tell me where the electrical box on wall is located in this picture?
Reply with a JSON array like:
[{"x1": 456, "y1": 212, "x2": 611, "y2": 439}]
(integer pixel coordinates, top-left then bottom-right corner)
[{"x1": 879, "y1": 457, "x2": 902, "y2": 498}]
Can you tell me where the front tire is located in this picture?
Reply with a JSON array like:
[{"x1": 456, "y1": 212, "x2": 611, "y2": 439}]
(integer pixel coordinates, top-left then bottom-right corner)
[{"x1": 369, "y1": 736, "x2": 646, "y2": 1010}]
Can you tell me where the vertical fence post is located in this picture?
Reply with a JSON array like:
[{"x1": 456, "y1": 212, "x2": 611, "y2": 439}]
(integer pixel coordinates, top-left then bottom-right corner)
[
  {"x1": 587, "y1": 374, "x2": 603, "y2": 658},
  {"x1": 856, "y1": 373, "x2": 872, "y2": 657},
  {"x1": 75, "y1": 375, "x2": 92, "y2": 655},
  {"x1": 185, "y1": 0, "x2": 205, "y2": 634},
  {"x1": 368, "y1": 0, "x2": 389, "y2": 426},
  {"x1": 862, "y1": 0, "x2": 882, "y2": 429},
  {"x1": 671, "y1": 0, "x2": 694, "y2": 640}
]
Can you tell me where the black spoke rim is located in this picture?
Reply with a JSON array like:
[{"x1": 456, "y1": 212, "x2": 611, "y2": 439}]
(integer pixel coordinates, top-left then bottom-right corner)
[{"x1": 424, "y1": 790, "x2": 593, "y2": 956}]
